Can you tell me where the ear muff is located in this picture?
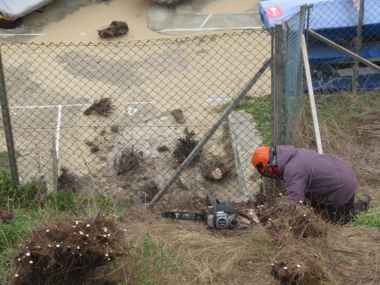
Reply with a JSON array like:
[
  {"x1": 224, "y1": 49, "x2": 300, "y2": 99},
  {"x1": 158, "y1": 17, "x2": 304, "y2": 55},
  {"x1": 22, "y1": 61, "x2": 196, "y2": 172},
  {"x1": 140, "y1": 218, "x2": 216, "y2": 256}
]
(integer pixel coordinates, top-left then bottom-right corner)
[{"x1": 256, "y1": 161, "x2": 264, "y2": 174}]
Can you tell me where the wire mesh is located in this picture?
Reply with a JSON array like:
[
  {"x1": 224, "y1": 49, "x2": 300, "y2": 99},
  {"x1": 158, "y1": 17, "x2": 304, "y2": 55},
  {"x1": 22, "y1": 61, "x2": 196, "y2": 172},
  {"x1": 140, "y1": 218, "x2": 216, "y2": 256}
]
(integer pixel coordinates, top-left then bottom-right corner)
[
  {"x1": 282, "y1": 6, "x2": 307, "y2": 144},
  {"x1": 0, "y1": 30, "x2": 272, "y2": 207},
  {"x1": 306, "y1": 0, "x2": 380, "y2": 94}
]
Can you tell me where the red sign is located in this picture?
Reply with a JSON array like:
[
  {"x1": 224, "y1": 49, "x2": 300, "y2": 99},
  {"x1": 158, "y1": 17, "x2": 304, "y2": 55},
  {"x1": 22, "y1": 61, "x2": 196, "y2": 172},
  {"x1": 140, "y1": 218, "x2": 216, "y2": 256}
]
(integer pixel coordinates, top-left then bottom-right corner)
[{"x1": 264, "y1": 6, "x2": 283, "y2": 18}]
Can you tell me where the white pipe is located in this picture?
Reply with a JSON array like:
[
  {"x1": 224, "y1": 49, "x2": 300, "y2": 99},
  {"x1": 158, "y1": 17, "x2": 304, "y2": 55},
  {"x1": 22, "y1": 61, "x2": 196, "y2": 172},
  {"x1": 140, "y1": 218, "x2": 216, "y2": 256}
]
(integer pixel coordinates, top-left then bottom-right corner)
[{"x1": 301, "y1": 35, "x2": 323, "y2": 154}]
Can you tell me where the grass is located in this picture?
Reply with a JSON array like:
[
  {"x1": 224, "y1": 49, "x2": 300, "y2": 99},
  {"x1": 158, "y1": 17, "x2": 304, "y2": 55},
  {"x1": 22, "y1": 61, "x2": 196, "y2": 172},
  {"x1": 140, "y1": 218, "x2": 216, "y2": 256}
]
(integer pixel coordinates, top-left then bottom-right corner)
[
  {"x1": 354, "y1": 207, "x2": 380, "y2": 228},
  {"x1": 227, "y1": 94, "x2": 272, "y2": 145},
  {"x1": 129, "y1": 233, "x2": 182, "y2": 284},
  {"x1": 0, "y1": 151, "x2": 20, "y2": 172}
]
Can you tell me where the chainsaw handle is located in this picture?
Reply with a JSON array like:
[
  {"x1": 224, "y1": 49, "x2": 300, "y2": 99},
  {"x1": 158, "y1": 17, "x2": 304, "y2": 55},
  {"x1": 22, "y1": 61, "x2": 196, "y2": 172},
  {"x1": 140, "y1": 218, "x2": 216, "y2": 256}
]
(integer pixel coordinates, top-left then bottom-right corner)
[
  {"x1": 235, "y1": 209, "x2": 252, "y2": 221},
  {"x1": 213, "y1": 198, "x2": 218, "y2": 228}
]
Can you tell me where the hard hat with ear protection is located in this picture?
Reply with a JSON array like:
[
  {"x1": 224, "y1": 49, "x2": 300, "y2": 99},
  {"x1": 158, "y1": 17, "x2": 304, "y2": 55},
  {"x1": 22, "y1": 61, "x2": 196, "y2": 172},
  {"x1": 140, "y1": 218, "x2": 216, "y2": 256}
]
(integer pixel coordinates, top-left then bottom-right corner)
[{"x1": 252, "y1": 146, "x2": 279, "y2": 177}]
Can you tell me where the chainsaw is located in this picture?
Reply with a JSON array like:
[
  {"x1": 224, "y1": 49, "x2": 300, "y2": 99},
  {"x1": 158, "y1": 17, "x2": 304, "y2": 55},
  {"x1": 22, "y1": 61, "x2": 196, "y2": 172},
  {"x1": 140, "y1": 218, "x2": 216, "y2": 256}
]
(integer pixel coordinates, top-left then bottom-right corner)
[{"x1": 161, "y1": 196, "x2": 253, "y2": 229}]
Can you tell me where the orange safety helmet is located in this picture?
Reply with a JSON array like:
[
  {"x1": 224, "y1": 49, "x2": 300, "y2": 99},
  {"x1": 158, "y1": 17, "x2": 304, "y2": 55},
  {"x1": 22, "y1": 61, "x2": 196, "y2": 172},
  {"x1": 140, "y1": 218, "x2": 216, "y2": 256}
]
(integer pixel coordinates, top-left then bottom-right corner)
[{"x1": 252, "y1": 146, "x2": 271, "y2": 174}]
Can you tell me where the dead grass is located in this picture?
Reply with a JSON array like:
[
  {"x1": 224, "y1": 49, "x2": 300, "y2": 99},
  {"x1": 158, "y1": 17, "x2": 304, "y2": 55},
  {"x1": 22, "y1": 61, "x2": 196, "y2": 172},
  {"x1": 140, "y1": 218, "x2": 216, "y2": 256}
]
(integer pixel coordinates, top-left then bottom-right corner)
[
  {"x1": 114, "y1": 204, "x2": 380, "y2": 285},
  {"x1": 291, "y1": 91, "x2": 380, "y2": 204}
]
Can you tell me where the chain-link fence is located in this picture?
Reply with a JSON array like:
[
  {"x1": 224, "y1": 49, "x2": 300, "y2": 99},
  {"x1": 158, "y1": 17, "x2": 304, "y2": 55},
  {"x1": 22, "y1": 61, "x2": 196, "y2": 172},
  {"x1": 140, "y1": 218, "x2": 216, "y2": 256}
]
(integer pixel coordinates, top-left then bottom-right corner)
[
  {"x1": 306, "y1": 0, "x2": 380, "y2": 94},
  {"x1": 0, "y1": 30, "x2": 273, "y2": 207},
  {"x1": 282, "y1": 6, "x2": 307, "y2": 144}
]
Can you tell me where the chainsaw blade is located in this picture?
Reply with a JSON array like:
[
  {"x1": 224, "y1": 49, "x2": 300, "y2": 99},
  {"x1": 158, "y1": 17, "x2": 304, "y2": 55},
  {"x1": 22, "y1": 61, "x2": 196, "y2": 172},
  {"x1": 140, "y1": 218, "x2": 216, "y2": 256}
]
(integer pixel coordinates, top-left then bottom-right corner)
[{"x1": 161, "y1": 211, "x2": 207, "y2": 221}]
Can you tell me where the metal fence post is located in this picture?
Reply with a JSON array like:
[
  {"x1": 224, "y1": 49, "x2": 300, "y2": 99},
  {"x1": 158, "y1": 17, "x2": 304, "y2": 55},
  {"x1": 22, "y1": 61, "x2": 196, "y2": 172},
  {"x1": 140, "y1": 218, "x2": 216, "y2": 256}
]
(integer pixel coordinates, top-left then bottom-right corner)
[
  {"x1": 272, "y1": 20, "x2": 284, "y2": 192},
  {"x1": 353, "y1": 0, "x2": 365, "y2": 93},
  {"x1": 0, "y1": 48, "x2": 19, "y2": 182},
  {"x1": 273, "y1": 20, "x2": 284, "y2": 146}
]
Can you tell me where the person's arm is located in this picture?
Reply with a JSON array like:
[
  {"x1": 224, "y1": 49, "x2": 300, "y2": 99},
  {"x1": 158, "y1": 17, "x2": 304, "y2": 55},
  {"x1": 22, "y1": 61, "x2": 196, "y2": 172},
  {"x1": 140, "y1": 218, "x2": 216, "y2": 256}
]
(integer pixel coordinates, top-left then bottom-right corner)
[{"x1": 283, "y1": 170, "x2": 308, "y2": 203}]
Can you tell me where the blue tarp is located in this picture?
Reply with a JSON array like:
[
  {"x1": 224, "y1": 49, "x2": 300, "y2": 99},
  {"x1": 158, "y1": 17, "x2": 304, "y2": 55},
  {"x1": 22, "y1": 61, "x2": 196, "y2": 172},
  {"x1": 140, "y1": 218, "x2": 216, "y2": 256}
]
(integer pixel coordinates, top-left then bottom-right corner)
[
  {"x1": 259, "y1": 0, "x2": 380, "y2": 92},
  {"x1": 308, "y1": 41, "x2": 380, "y2": 63},
  {"x1": 259, "y1": 0, "x2": 380, "y2": 40},
  {"x1": 259, "y1": 0, "x2": 333, "y2": 27}
]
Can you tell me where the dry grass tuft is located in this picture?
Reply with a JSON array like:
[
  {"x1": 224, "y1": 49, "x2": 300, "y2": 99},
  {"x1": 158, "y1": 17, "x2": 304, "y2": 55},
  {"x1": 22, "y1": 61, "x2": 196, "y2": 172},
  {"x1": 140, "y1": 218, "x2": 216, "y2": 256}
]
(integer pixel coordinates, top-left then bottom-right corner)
[{"x1": 113, "y1": 146, "x2": 143, "y2": 175}]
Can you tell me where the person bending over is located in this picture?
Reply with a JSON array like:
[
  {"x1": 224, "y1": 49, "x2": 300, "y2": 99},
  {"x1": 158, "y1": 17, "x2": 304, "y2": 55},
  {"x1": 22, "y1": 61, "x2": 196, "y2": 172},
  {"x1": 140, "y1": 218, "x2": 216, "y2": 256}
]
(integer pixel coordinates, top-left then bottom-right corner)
[{"x1": 251, "y1": 145, "x2": 371, "y2": 224}]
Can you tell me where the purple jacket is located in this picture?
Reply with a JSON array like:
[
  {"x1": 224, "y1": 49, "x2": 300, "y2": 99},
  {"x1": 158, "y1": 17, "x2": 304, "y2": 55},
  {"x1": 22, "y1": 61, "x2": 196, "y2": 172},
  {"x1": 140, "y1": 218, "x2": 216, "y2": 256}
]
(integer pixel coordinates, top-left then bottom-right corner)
[{"x1": 276, "y1": 145, "x2": 357, "y2": 208}]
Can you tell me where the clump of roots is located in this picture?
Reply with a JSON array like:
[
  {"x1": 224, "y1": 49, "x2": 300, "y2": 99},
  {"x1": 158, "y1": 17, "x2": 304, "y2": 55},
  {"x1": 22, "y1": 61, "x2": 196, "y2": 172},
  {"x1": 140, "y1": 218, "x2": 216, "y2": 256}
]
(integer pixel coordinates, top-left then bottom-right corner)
[
  {"x1": 139, "y1": 181, "x2": 159, "y2": 203},
  {"x1": 57, "y1": 167, "x2": 78, "y2": 192},
  {"x1": 173, "y1": 128, "x2": 201, "y2": 164},
  {"x1": 256, "y1": 197, "x2": 328, "y2": 240},
  {"x1": 83, "y1": 98, "x2": 115, "y2": 116},
  {"x1": 98, "y1": 21, "x2": 129, "y2": 38},
  {"x1": 113, "y1": 146, "x2": 143, "y2": 175},
  {"x1": 12, "y1": 211, "x2": 129, "y2": 285}
]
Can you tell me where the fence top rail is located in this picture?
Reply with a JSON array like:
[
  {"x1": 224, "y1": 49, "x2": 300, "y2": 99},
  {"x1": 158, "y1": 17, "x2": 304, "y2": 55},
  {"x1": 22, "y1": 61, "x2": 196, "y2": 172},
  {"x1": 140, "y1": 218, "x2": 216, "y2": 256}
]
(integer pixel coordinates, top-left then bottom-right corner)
[{"x1": 0, "y1": 28, "x2": 274, "y2": 49}]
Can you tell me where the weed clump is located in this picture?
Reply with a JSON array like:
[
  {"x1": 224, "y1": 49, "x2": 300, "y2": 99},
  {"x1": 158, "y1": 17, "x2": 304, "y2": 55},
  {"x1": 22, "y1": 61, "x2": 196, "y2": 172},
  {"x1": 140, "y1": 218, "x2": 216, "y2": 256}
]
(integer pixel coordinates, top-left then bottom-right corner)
[
  {"x1": 57, "y1": 167, "x2": 77, "y2": 192},
  {"x1": 113, "y1": 146, "x2": 143, "y2": 175},
  {"x1": 12, "y1": 211, "x2": 129, "y2": 285},
  {"x1": 83, "y1": 98, "x2": 115, "y2": 116},
  {"x1": 173, "y1": 128, "x2": 201, "y2": 164}
]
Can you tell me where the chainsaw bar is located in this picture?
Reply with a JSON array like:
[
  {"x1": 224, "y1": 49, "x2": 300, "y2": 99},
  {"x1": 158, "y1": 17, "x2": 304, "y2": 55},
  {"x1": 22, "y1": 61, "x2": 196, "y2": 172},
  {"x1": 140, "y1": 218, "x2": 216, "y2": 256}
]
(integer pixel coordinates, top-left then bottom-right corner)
[{"x1": 161, "y1": 211, "x2": 207, "y2": 221}]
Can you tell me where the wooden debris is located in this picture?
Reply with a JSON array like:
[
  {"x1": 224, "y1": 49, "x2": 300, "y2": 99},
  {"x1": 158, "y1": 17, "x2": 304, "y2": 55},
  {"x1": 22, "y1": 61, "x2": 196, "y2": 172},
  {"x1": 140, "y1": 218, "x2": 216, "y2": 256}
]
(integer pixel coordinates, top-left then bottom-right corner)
[{"x1": 171, "y1": 109, "x2": 186, "y2": 123}]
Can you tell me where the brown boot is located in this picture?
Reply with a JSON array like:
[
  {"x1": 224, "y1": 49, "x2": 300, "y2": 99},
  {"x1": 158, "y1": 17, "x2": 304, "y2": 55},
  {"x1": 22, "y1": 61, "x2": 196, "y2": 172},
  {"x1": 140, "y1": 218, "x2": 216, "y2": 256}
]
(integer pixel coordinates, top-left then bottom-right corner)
[{"x1": 358, "y1": 194, "x2": 371, "y2": 211}]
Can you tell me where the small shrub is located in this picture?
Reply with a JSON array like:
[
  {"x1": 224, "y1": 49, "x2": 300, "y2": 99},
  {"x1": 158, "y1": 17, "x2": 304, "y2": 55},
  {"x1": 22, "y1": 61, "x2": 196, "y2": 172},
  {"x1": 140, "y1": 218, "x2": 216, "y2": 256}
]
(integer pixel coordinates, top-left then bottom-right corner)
[
  {"x1": 0, "y1": 172, "x2": 46, "y2": 208},
  {"x1": 353, "y1": 207, "x2": 380, "y2": 228}
]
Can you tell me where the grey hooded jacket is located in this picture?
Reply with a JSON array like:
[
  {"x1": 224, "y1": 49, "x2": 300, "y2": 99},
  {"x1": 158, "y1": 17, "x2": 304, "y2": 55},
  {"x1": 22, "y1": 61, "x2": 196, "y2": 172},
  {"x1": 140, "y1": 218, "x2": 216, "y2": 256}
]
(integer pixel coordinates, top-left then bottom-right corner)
[{"x1": 276, "y1": 145, "x2": 357, "y2": 208}]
